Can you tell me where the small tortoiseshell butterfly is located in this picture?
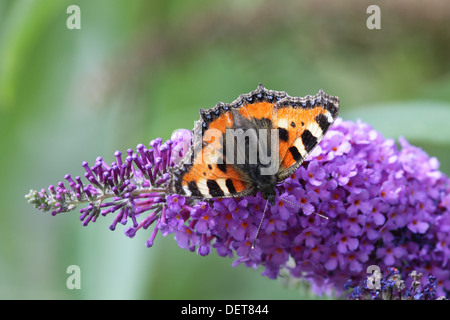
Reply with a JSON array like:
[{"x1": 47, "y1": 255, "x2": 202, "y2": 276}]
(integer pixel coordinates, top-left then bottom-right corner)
[{"x1": 168, "y1": 84, "x2": 340, "y2": 206}]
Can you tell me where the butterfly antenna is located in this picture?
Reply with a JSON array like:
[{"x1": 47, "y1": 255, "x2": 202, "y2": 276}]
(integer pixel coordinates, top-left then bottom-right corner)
[
  {"x1": 251, "y1": 199, "x2": 269, "y2": 249},
  {"x1": 251, "y1": 198, "x2": 328, "y2": 250},
  {"x1": 281, "y1": 198, "x2": 329, "y2": 220}
]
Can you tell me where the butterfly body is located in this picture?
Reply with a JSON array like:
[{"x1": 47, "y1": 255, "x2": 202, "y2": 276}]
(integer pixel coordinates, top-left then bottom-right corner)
[{"x1": 168, "y1": 84, "x2": 340, "y2": 205}]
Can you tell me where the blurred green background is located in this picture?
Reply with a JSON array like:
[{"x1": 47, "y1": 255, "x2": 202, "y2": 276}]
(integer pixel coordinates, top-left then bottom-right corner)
[{"x1": 1, "y1": 0, "x2": 450, "y2": 299}]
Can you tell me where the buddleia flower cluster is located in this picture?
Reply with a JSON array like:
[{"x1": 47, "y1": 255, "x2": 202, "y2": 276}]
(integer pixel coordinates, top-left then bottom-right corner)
[{"x1": 25, "y1": 118, "x2": 450, "y2": 298}]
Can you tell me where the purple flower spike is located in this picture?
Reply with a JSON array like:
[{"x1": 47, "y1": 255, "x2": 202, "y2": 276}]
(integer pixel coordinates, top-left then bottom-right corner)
[{"x1": 26, "y1": 118, "x2": 450, "y2": 299}]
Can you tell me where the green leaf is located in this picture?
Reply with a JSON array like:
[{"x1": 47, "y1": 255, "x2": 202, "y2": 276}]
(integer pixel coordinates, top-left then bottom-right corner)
[{"x1": 342, "y1": 101, "x2": 450, "y2": 144}]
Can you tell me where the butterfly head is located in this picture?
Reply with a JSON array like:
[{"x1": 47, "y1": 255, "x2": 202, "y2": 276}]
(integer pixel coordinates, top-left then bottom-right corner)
[{"x1": 255, "y1": 174, "x2": 277, "y2": 205}]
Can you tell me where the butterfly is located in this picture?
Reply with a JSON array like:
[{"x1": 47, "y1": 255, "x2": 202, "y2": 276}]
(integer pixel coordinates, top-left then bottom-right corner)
[{"x1": 168, "y1": 84, "x2": 340, "y2": 207}]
